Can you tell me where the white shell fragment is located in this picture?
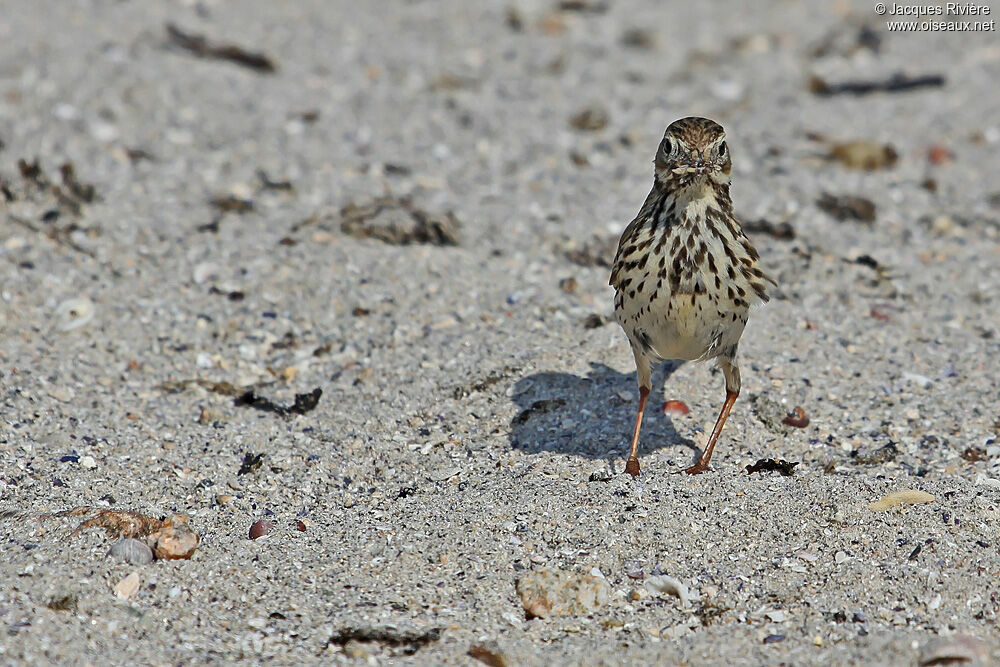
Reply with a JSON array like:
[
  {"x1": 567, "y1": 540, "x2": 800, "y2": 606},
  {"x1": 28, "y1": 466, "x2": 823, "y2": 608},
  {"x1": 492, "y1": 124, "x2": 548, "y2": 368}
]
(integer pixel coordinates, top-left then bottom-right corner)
[
  {"x1": 644, "y1": 575, "x2": 693, "y2": 608},
  {"x1": 54, "y1": 297, "x2": 95, "y2": 332},
  {"x1": 918, "y1": 634, "x2": 991, "y2": 666},
  {"x1": 192, "y1": 261, "x2": 220, "y2": 285},
  {"x1": 868, "y1": 490, "x2": 935, "y2": 512},
  {"x1": 113, "y1": 571, "x2": 141, "y2": 599},
  {"x1": 107, "y1": 538, "x2": 154, "y2": 565}
]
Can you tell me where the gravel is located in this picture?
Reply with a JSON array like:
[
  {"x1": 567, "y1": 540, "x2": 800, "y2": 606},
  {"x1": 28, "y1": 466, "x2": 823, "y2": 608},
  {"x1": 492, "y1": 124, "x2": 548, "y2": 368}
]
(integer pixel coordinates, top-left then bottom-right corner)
[{"x1": 1, "y1": 1, "x2": 998, "y2": 664}]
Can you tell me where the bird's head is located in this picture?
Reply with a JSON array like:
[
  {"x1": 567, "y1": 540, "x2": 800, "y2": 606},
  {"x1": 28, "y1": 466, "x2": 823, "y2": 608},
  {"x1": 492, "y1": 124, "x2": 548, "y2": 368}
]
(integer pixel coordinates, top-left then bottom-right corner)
[{"x1": 654, "y1": 116, "x2": 731, "y2": 189}]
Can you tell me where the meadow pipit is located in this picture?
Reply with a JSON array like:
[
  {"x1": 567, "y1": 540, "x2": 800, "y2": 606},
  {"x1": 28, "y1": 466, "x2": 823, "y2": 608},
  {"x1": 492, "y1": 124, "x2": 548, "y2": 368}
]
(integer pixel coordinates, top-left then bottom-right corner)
[{"x1": 610, "y1": 117, "x2": 775, "y2": 476}]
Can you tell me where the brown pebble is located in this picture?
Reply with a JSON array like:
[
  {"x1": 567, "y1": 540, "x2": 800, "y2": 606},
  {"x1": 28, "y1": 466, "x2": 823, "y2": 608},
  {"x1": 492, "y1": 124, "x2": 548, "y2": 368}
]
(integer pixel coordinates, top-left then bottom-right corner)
[
  {"x1": 962, "y1": 447, "x2": 987, "y2": 462},
  {"x1": 559, "y1": 277, "x2": 578, "y2": 294},
  {"x1": 870, "y1": 305, "x2": 894, "y2": 322},
  {"x1": 249, "y1": 519, "x2": 274, "y2": 540},
  {"x1": 828, "y1": 141, "x2": 898, "y2": 170},
  {"x1": 296, "y1": 520, "x2": 307, "y2": 532},
  {"x1": 927, "y1": 145, "x2": 953, "y2": 166},
  {"x1": 816, "y1": 192, "x2": 876, "y2": 223},
  {"x1": 662, "y1": 400, "x2": 690, "y2": 417},
  {"x1": 569, "y1": 106, "x2": 609, "y2": 132},
  {"x1": 782, "y1": 406, "x2": 810, "y2": 428},
  {"x1": 148, "y1": 514, "x2": 200, "y2": 560}
]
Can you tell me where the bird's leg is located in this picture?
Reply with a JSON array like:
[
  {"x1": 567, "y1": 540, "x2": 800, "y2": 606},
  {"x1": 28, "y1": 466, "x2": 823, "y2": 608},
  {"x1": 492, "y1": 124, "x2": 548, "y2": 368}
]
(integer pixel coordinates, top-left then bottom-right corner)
[
  {"x1": 624, "y1": 349, "x2": 653, "y2": 477},
  {"x1": 685, "y1": 358, "x2": 741, "y2": 475},
  {"x1": 625, "y1": 385, "x2": 650, "y2": 477},
  {"x1": 684, "y1": 391, "x2": 737, "y2": 474}
]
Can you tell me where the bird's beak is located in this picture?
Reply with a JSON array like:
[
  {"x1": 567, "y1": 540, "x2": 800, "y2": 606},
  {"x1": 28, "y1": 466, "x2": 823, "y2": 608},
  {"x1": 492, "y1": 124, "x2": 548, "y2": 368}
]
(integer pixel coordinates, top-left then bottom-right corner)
[{"x1": 671, "y1": 154, "x2": 713, "y2": 176}]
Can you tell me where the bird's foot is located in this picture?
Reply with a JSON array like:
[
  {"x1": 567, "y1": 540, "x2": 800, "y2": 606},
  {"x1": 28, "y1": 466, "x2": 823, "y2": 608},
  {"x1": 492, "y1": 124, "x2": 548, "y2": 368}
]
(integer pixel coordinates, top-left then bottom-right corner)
[
  {"x1": 682, "y1": 462, "x2": 711, "y2": 475},
  {"x1": 624, "y1": 458, "x2": 640, "y2": 477}
]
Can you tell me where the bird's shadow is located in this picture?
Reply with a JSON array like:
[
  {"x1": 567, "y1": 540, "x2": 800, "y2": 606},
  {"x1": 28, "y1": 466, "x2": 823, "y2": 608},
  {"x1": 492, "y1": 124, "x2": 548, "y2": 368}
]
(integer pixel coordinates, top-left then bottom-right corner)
[{"x1": 508, "y1": 361, "x2": 697, "y2": 467}]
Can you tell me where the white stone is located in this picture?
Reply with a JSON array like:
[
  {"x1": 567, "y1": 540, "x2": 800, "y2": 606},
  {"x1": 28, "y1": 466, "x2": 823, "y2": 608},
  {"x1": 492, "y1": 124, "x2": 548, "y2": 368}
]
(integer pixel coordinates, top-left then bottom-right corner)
[{"x1": 113, "y1": 571, "x2": 141, "y2": 599}]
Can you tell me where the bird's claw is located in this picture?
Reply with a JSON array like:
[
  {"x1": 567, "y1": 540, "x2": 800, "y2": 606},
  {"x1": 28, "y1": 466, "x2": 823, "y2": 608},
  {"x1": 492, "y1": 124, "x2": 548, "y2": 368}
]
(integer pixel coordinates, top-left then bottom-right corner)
[{"x1": 624, "y1": 458, "x2": 640, "y2": 477}]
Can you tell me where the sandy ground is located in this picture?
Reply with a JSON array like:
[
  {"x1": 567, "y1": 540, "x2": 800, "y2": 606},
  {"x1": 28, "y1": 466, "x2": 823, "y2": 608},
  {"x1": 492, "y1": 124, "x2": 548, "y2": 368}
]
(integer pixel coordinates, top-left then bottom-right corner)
[{"x1": 1, "y1": 0, "x2": 999, "y2": 664}]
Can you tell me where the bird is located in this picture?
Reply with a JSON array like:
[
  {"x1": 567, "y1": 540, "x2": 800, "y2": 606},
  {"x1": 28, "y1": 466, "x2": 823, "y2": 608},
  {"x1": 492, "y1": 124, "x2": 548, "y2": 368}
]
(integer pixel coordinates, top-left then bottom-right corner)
[{"x1": 609, "y1": 117, "x2": 775, "y2": 476}]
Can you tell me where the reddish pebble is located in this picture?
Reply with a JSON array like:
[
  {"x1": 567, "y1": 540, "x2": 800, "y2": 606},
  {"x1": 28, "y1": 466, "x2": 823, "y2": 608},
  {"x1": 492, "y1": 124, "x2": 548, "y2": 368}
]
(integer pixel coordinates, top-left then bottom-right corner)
[
  {"x1": 782, "y1": 406, "x2": 810, "y2": 428},
  {"x1": 662, "y1": 400, "x2": 690, "y2": 417},
  {"x1": 927, "y1": 145, "x2": 953, "y2": 166},
  {"x1": 249, "y1": 520, "x2": 273, "y2": 540},
  {"x1": 870, "y1": 305, "x2": 893, "y2": 322},
  {"x1": 296, "y1": 520, "x2": 307, "y2": 532}
]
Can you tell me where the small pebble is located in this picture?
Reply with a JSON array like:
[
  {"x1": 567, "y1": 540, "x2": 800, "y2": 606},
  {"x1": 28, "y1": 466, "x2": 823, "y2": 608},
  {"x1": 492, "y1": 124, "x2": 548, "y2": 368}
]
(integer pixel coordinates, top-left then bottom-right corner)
[
  {"x1": 624, "y1": 561, "x2": 644, "y2": 580},
  {"x1": 192, "y1": 262, "x2": 220, "y2": 285},
  {"x1": 149, "y1": 514, "x2": 200, "y2": 559},
  {"x1": 559, "y1": 277, "x2": 578, "y2": 293},
  {"x1": 90, "y1": 120, "x2": 119, "y2": 142},
  {"x1": 249, "y1": 520, "x2": 274, "y2": 540},
  {"x1": 926, "y1": 144, "x2": 954, "y2": 166},
  {"x1": 569, "y1": 106, "x2": 609, "y2": 132},
  {"x1": 53, "y1": 102, "x2": 80, "y2": 120},
  {"x1": 662, "y1": 400, "x2": 690, "y2": 417},
  {"x1": 902, "y1": 371, "x2": 933, "y2": 388},
  {"x1": 782, "y1": 406, "x2": 809, "y2": 428},
  {"x1": 763, "y1": 634, "x2": 785, "y2": 644},
  {"x1": 47, "y1": 387, "x2": 74, "y2": 403},
  {"x1": 711, "y1": 79, "x2": 744, "y2": 101},
  {"x1": 113, "y1": 571, "x2": 141, "y2": 600},
  {"x1": 79, "y1": 455, "x2": 97, "y2": 469},
  {"x1": 974, "y1": 475, "x2": 1000, "y2": 489}
]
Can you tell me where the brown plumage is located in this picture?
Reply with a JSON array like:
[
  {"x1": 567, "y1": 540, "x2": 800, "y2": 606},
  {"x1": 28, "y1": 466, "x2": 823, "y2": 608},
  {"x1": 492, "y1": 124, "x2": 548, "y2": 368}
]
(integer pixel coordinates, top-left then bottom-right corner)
[{"x1": 610, "y1": 117, "x2": 775, "y2": 476}]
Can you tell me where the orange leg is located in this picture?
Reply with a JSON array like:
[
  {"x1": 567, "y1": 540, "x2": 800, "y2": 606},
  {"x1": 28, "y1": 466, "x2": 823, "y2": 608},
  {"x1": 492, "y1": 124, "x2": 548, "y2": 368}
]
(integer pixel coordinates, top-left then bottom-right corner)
[
  {"x1": 684, "y1": 390, "x2": 738, "y2": 475},
  {"x1": 624, "y1": 385, "x2": 650, "y2": 477}
]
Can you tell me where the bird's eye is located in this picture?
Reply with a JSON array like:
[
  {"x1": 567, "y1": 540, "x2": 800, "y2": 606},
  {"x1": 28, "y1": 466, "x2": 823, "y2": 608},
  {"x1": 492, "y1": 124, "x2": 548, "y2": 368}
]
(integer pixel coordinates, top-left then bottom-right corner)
[
  {"x1": 718, "y1": 141, "x2": 728, "y2": 157},
  {"x1": 662, "y1": 137, "x2": 675, "y2": 155}
]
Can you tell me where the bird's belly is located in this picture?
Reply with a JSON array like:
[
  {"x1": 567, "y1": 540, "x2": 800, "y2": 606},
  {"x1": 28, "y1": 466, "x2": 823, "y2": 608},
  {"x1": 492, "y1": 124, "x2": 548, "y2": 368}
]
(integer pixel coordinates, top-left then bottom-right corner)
[{"x1": 619, "y1": 290, "x2": 747, "y2": 361}]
